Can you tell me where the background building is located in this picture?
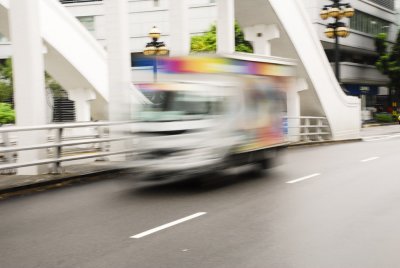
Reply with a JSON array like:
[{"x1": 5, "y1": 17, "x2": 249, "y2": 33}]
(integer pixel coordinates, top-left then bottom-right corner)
[
  {"x1": 1, "y1": 0, "x2": 396, "y2": 121},
  {"x1": 304, "y1": 0, "x2": 398, "y2": 117},
  {"x1": 61, "y1": 0, "x2": 398, "y2": 113}
]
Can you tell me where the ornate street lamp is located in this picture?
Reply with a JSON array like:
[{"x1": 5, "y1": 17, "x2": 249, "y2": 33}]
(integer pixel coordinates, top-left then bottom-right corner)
[
  {"x1": 143, "y1": 26, "x2": 169, "y2": 81},
  {"x1": 320, "y1": 0, "x2": 354, "y2": 83}
]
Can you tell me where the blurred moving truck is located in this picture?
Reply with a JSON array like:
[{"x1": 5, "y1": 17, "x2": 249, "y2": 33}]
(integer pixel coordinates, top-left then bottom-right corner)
[{"x1": 131, "y1": 56, "x2": 293, "y2": 181}]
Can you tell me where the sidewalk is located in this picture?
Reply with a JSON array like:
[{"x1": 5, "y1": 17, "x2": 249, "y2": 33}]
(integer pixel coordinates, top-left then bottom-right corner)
[
  {"x1": 362, "y1": 121, "x2": 399, "y2": 128},
  {"x1": 0, "y1": 161, "x2": 135, "y2": 196}
]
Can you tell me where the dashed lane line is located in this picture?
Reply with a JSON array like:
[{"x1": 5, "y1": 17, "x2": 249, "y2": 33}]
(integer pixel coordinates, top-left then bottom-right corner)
[
  {"x1": 360, "y1": 156, "x2": 380, "y2": 163},
  {"x1": 286, "y1": 173, "x2": 321, "y2": 184},
  {"x1": 130, "y1": 212, "x2": 207, "y2": 239}
]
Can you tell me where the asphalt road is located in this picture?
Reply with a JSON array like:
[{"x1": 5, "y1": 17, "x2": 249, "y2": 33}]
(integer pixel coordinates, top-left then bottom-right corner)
[{"x1": 1, "y1": 126, "x2": 400, "y2": 268}]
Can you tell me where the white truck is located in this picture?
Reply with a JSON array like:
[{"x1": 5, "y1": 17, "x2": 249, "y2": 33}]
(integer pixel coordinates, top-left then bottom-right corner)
[{"x1": 131, "y1": 73, "x2": 288, "y2": 182}]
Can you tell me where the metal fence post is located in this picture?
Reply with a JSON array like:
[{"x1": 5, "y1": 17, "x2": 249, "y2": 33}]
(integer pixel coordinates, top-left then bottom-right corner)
[
  {"x1": 95, "y1": 126, "x2": 108, "y2": 161},
  {"x1": 303, "y1": 118, "x2": 310, "y2": 142},
  {"x1": 52, "y1": 127, "x2": 64, "y2": 174},
  {"x1": 1, "y1": 132, "x2": 16, "y2": 174}
]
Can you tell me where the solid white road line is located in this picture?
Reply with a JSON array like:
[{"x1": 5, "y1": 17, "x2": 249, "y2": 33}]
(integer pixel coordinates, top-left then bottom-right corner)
[
  {"x1": 361, "y1": 156, "x2": 379, "y2": 162},
  {"x1": 286, "y1": 173, "x2": 321, "y2": 184},
  {"x1": 130, "y1": 212, "x2": 207, "y2": 239}
]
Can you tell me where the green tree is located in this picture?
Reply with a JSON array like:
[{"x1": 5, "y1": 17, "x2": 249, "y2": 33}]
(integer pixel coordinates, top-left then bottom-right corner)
[
  {"x1": 0, "y1": 103, "x2": 15, "y2": 124},
  {"x1": 45, "y1": 72, "x2": 66, "y2": 98},
  {"x1": 375, "y1": 31, "x2": 400, "y2": 115},
  {"x1": 0, "y1": 59, "x2": 13, "y2": 103},
  {"x1": 0, "y1": 59, "x2": 65, "y2": 99},
  {"x1": 191, "y1": 22, "x2": 253, "y2": 53}
]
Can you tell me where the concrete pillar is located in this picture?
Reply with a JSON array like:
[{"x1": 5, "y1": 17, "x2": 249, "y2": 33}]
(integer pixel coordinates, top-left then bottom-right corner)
[
  {"x1": 243, "y1": 24, "x2": 280, "y2": 56},
  {"x1": 68, "y1": 89, "x2": 96, "y2": 122},
  {"x1": 9, "y1": 0, "x2": 47, "y2": 175},
  {"x1": 169, "y1": 0, "x2": 189, "y2": 56},
  {"x1": 217, "y1": 0, "x2": 235, "y2": 54},
  {"x1": 104, "y1": 0, "x2": 132, "y2": 159},
  {"x1": 287, "y1": 78, "x2": 308, "y2": 142}
]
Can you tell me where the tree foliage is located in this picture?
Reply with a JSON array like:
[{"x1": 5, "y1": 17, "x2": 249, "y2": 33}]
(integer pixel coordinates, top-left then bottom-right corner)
[
  {"x1": 0, "y1": 59, "x2": 66, "y2": 125},
  {"x1": 0, "y1": 59, "x2": 66, "y2": 99},
  {"x1": 0, "y1": 103, "x2": 15, "y2": 124},
  {"x1": 0, "y1": 59, "x2": 13, "y2": 103},
  {"x1": 45, "y1": 72, "x2": 66, "y2": 98},
  {"x1": 375, "y1": 31, "x2": 400, "y2": 90},
  {"x1": 191, "y1": 22, "x2": 253, "y2": 53}
]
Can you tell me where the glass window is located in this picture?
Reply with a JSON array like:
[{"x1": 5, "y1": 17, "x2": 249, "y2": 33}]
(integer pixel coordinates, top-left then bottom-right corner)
[
  {"x1": 350, "y1": 11, "x2": 390, "y2": 36},
  {"x1": 77, "y1": 16, "x2": 95, "y2": 34},
  {"x1": 368, "y1": 0, "x2": 394, "y2": 11}
]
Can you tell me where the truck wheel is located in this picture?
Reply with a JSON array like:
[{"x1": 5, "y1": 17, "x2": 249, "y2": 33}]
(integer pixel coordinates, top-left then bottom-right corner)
[{"x1": 258, "y1": 157, "x2": 272, "y2": 170}]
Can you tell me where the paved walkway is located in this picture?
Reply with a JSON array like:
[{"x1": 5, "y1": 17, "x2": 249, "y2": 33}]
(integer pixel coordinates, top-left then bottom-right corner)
[{"x1": 0, "y1": 161, "x2": 135, "y2": 195}]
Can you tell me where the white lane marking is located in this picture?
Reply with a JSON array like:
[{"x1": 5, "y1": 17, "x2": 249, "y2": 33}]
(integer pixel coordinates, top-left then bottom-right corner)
[
  {"x1": 286, "y1": 173, "x2": 321, "y2": 184},
  {"x1": 361, "y1": 156, "x2": 379, "y2": 162},
  {"x1": 130, "y1": 212, "x2": 207, "y2": 239}
]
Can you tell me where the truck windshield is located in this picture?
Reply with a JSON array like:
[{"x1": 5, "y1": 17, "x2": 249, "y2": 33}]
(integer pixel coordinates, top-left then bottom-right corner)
[{"x1": 138, "y1": 89, "x2": 226, "y2": 122}]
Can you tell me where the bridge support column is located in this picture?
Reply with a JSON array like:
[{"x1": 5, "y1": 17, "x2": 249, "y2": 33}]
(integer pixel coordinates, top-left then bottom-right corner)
[
  {"x1": 287, "y1": 78, "x2": 308, "y2": 142},
  {"x1": 104, "y1": 0, "x2": 132, "y2": 160},
  {"x1": 69, "y1": 89, "x2": 96, "y2": 122},
  {"x1": 9, "y1": 0, "x2": 47, "y2": 175},
  {"x1": 243, "y1": 24, "x2": 280, "y2": 56},
  {"x1": 169, "y1": 0, "x2": 189, "y2": 56},
  {"x1": 217, "y1": 0, "x2": 235, "y2": 54}
]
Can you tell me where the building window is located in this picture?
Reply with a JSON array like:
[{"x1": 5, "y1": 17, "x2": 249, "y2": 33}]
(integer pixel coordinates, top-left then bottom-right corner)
[
  {"x1": 367, "y1": 0, "x2": 394, "y2": 11},
  {"x1": 77, "y1": 16, "x2": 95, "y2": 34},
  {"x1": 350, "y1": 11, "x2": 390, "y2": 36}
]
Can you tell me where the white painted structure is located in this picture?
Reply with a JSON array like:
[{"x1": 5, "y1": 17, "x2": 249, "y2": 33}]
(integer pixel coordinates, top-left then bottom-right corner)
[
  {"x1": 9, "y1": 0, "x2": 47, "y2": 175},
  {"x1": 0, "y1": 0, "x2": 363, "y2": 174},
  {"x1": 0, "y1": 0, "x2": 115, "y2": 174},
  {"x1": 0, "y1": 0, "x2": 109, "y2": 122}
]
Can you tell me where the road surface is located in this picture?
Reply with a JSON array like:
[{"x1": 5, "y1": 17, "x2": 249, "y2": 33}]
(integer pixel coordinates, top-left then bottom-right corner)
[{"x1": 1, "y1": 126, "x2": 400, "y2": 268}]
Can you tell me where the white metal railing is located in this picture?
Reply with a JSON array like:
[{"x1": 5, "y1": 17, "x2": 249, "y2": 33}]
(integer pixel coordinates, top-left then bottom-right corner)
[
  {"x1": 284, "y1": 116, "x2": 331, "y2": 143},
  {"x1": 0, "y1": 121, "x2": 135, "y2": 174}
]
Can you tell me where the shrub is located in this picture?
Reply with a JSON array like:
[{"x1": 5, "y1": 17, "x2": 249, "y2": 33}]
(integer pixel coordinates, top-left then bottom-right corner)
[
  {"x1": 0, "y1": 103, "x2": 15, "y2": 125},
  {"x1": 374, "y1": 112, "x2": 394, "y2": 123}
]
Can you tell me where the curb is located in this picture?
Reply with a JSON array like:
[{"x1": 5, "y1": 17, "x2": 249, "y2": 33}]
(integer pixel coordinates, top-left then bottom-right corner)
[
  {"x1": 287, "y1": 138, "x2": 362, "y2": 148},
  {"x1": 0, "y1": 167, "x2": 132, "y2": 196},
  {"x1": 362, "y1": 123, "x2": 399, "y2": 128}
]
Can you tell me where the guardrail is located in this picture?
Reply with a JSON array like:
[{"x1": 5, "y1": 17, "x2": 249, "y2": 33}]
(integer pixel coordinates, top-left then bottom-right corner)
[
  {"x1": 0, "y1": 121, "x2": 135, "y2": 174},
  {"x1": 285, "y1": 116, "x2": 331, "y2": 142}
]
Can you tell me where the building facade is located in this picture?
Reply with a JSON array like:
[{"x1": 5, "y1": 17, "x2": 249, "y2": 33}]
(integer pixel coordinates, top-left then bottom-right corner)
[
  {"x1": 61, "y1": 0, "x2": 398, "y2": 113},
  {"x1": 0, "y1": 0, "x2": 397, "y2": 117},
  {"x1": 304, "y1": 0, "x2": 398, "y2": 116}
]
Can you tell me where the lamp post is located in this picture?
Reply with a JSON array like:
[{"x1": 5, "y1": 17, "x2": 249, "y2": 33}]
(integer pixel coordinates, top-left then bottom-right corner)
[
  {"x1": 320, "y1": 0, "x2": 354, "y2": 83},
  {"x1": 143, "y1": 26, "x2": 169, "y2": 82}
]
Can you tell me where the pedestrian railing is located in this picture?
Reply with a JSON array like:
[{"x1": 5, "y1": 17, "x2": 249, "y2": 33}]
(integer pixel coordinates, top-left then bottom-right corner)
[
  {"x1": 284, "y1": 116, "x2": 331, "y2": 143},
  {"x1": 0, "y1": 121, "x2": 136, "y2": 174}
]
